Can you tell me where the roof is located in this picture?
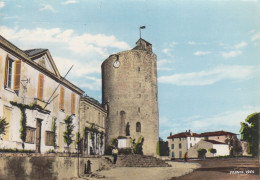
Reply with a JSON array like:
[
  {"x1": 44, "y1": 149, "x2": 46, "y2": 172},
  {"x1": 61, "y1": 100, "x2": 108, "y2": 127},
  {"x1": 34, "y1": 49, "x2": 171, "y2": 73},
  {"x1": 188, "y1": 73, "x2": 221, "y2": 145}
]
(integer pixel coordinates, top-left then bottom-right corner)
[
  {"x1": 204, "y1": 140, "x2": 227, "y2": 145},
  {"x1": 167, "y1": 132, "x2": 200, "y2": 139},
  {"x1": 136, "y1": 38, "x2": 152, "y2": 45},
  {"x1": 24, "y1": 49, "x2": 48, "y2": 57},
  {"x1": 0, "y1": 35, "x2": 84, "y2": 95},
  {"x1": 199, "y1": 131, "x2": 237, "y2": 137},
  {"x1": 132, "y1": 38, "x2": 152, "y2": 51}
]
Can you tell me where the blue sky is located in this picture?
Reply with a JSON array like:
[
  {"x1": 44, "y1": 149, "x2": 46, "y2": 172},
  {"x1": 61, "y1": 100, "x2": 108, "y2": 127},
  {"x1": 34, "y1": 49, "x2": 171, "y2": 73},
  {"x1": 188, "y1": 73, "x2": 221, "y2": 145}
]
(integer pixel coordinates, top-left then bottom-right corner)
[{"x1": 1, "y1": 0, "x2": 260, "y2": 140}]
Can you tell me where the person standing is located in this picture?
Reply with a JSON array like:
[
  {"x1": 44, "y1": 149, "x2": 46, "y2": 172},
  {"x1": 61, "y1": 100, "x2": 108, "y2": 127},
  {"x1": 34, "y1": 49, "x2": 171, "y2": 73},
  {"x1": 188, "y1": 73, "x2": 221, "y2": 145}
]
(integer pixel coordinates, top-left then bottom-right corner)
[{"x1": 112, "y1": 147, "x2": 119, "y2": 164}]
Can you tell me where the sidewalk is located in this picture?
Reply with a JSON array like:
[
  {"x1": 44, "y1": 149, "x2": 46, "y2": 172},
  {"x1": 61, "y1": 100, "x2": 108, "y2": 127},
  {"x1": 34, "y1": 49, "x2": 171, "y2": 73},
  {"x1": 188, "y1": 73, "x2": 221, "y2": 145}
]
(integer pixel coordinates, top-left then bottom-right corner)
[{"x1": 75, "y1": 161, "x2": 200, "y2": 180}]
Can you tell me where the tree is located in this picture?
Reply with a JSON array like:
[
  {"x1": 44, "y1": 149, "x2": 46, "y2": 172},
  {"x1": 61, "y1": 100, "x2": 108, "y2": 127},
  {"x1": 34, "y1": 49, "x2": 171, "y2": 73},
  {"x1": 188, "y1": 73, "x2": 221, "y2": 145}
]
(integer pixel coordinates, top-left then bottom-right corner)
[
  {"x1": 209, "y1": 148, "x2": 217, "y2": 156},
  {"x1": 0, "y1": 117, "x2": 8, "y2": 137},
  {"x1": 240, "y1": 112, "x2": 259, "y2": 157},
  {"x1": 157, "y1": 137, "x2": 169, "y2": 156},
  {"x1": 198, "y1": 148, "x2": 207, "y2": 159},
  {"x1": 63, "y1": 115, "x2": 74, "y2": 150}
]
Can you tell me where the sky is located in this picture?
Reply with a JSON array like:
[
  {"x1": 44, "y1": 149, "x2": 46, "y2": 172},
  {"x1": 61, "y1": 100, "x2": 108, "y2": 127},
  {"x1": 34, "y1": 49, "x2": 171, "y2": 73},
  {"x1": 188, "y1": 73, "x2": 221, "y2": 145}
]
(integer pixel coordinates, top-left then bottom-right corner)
[{"x1": 1, "y1": 0, "x2": 260, "y2": 140}]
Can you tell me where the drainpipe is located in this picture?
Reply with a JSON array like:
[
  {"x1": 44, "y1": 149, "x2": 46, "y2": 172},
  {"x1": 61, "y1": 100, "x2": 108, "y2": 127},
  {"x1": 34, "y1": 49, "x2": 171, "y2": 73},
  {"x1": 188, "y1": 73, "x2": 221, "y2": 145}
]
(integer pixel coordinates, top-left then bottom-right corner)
[{"x1": 77, "y1": 96, "x2": 81, "y2": 178}]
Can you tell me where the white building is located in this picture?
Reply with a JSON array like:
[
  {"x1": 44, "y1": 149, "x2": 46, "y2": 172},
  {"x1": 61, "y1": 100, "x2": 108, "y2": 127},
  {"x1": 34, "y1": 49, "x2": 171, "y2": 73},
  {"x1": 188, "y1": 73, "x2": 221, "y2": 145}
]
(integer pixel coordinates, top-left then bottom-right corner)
[
  {"x1": 0, "y1": 36, "x2": 84, "y2": 153},
  {"x1": 188, "y1": 140, "x2": 229, "y2": 158},
  {"x1": 167, "y1": 130, "x2": 201, "y2": 159}
]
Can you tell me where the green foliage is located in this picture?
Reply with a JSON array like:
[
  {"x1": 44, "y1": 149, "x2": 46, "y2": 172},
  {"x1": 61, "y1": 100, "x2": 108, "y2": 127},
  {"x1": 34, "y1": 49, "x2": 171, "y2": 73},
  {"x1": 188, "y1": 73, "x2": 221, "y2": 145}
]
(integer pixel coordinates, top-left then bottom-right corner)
[
  {"x1": 98, "y1": 133, "x2": 101, "y2": 145},
  {"x1": 0, "y1": 148, "x2": 35, "y2": 153},
  {"x1": 198, "y1": 148, "x2": 207, "y2": 159},
  {"x1": 240, "y1": 112, "x2": 259, "y2": 156},
  {"x1": 111, "y1": 138, "x2": 118, "y2": 147},
  {"x1": 156, "y1": 141, "x2": 160, "y2": 155},
  {"x1": 158, "y1": 137, "x2": 169, "y2": 156},
  {"x1": 63, "y1": 115, "x2": 74, "y2": 147},
  {"x1": 119, "y1": 148, "x2": 132, "y2": 155},
  {"x1": 10, "y1": 101, "x2": 46, "y2": 142},
  {"x1": 0, "y1": 117, "x2": 8, "y2": 136},
  {"x1": 51, "y1": 117, "x2": 57, "y2": 148},
  {"x1": 209, "y1": 148, "x2": 217, "y2": 154},
  {"x1": 133, "y1": 137, "x2": 144, "y2": 155},
  {"x1": 46, "y1": 149, "x2": 55, "y2": 153},
  {"x1": 74, "y1": 132, "x2": 79, "y2": 149}
]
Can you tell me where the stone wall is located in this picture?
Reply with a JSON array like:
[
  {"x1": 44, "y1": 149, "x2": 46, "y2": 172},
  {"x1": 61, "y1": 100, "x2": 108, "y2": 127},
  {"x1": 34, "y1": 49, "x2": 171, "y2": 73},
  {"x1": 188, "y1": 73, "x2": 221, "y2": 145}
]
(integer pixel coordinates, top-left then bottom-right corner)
[{"x1": 0, "y1": 154, "x2": 103, "y2": 180}]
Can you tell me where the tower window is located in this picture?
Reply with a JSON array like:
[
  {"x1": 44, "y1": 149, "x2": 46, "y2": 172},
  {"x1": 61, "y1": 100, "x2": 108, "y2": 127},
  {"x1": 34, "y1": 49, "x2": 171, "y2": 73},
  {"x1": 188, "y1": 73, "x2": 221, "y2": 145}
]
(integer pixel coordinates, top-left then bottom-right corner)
[
  {"x1": 136, "y1": 122, "x2": 141, "y2": 132},
  {"x1": 138, "y1": 67, "x2": 140, "y2": 72},
  {"x1": 138, "y1": 107, "x2": 140, "y2": 113}
]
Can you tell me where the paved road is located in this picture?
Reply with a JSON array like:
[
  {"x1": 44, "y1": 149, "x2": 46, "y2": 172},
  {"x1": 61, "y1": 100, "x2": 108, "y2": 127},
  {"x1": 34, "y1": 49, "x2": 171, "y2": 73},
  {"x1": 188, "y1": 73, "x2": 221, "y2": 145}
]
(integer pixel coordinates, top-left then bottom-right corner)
[{"x1": 171, "y1": 158, "x2": 259, "y2": 180}]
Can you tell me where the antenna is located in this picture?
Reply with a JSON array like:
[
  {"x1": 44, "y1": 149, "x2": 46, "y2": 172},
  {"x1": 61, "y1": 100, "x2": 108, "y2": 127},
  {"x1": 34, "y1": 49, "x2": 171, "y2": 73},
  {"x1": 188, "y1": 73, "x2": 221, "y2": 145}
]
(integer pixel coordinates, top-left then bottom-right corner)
[{"x1": 43, "y1": 65, "x2": 74, "y2": 109}]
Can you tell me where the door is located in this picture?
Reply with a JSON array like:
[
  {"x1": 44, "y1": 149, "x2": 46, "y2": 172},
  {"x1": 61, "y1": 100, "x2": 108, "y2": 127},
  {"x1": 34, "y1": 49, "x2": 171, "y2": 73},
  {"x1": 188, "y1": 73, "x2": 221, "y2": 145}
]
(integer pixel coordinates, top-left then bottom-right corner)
[{"x1": 36, "y1": 119, "x2": 42, "y2": 153}]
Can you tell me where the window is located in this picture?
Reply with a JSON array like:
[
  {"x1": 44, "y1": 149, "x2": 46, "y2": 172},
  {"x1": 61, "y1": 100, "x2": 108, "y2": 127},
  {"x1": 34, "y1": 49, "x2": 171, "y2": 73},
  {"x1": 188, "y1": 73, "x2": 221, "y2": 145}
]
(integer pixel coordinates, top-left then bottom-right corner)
[
  {"x1": 172, "y1": 138, "x2": 174, "y2": 142},
  {"x1": 136, "y1": 122, "x2": 141, "y2": 132},
  {"x1": 25, "y1": 127, "x2": 36, "y2": 143},
  {"x1": 59, "y1": 86, "x2": 64, "y2": 110},
  {"x1": 190, "y1": 137, "x2": 191, "y2": 140},
  {"x1": 172, "y1": 152, "x2": 175, "y2": 158},
  {"x1": 179, "y1": 138, "x2": 181, "y2": 141},
  {"x1": 179, "y1": 151, "x2": 182, "y2": 158},
  {"x1": 171, "y1": 144, "x2": 174, "y2": 149},
  {"x1": 138, "y1": 107, "x2": 140, "y2": 113},
  {"x1": 4, "y1": 56, "x2": 21, "y2": 90},
  {"x1": 190, "y1": 143, "x2": 192, "y2": 148},
  {"x1": 45, "y1": 131, "x2": 54, "y2": 146},
  {"x1": 37, "y1": 74, "x2": 44, "y2": 100},
  {"x1": 194, "y1": 137, "x2": 196, "y2": 140},
  {"x1": 71, "y1": 93, "x2": 75, "y2": 114},
  {"x1": 179, "y1": 143, "x2": 182, "y2": 149}
]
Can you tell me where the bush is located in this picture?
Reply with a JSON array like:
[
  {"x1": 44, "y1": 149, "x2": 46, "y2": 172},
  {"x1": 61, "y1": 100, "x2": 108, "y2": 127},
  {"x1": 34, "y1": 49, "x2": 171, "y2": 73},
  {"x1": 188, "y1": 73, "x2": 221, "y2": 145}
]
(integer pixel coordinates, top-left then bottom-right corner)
[
  {"x1": 198, "y1": 148, "x2": 207, "y2": 159},
  {"x1": 119, "y1": 148, "x2": 132, "y2": 155}
]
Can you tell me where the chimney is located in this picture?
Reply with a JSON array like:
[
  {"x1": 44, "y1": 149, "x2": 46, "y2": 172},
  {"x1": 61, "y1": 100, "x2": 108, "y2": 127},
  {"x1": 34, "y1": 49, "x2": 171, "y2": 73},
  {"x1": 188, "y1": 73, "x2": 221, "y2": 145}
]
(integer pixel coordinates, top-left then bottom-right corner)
[
  {"x1": 170, "y1": 132, "x2": 172, "y2": 136},
  {"x1": 189, "y1": 129, "x2": 191, "y2": 134}
]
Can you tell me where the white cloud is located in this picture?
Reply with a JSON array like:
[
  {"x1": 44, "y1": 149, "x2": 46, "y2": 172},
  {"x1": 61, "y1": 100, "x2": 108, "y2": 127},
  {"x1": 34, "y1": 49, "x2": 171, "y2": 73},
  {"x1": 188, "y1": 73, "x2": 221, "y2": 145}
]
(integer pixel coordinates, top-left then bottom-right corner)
[
  {"x1": 157, "y1": 59, "x2": 174, "y2": 71},
  {"x1": 234, "y1": 42, "x2": 247, "y2": 49},
  {"x1": 187, "y1": 41, "x2": 196, "y2": 45},
  {"x1": 0, "y1": 26, "x2": 130, "y2": 56},
  {"x1": 158, "y1": 65, "x2": 258, "y2": 86},
  {"x1": 162, "y1": 48, "x2": 174, "y2": 58},
  {"x1": 81, "y1": 76, "x2": 101, "y2": 91},
  {"x1": 40, "y1": 4, "x2": 57, "y2": 13},
  {"x1": 0, "y1": 1, "x2": 4, "y2": 8},
  {"x1": 251, "y1": 32, "x2": 260, "y2": 41},
  {"x1": 62, "y1": 0, "x2": 79, "y2": 5},
  {"x1": 194, "y1": 51, "x2": 211, "y2": 56},
  {"x1": 221, "y1": 50, "x2": 242, "y2": 58}
]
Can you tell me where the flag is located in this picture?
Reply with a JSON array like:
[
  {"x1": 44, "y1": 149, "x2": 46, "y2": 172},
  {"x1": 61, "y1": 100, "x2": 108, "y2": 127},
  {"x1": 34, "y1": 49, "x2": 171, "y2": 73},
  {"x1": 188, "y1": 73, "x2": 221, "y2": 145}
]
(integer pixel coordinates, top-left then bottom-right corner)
[{"x1": 140, "y1": 26, "x2": 146, "y2": 29}]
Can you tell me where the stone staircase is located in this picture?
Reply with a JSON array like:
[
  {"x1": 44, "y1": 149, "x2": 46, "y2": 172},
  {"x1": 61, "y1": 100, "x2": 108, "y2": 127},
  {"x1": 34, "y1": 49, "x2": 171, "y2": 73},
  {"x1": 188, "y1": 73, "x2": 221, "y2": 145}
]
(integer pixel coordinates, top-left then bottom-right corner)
[{"x1": 116, "y1": 154, "x2": 171, "y2": 167}]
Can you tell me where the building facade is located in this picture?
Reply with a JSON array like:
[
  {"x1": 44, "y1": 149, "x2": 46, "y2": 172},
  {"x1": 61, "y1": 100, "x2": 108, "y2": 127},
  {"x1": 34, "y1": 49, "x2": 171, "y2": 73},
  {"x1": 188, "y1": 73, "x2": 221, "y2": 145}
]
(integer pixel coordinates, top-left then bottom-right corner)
[
  {"x1": 0, "y1": 36, "x2": 84, "y2": 153},
  {"x1": 101, "y1": 38, "x2": 159, "y2": 156},
  {"x1": 79, "y1": 96, "x2": 107, "y2": 155},
  {"x1": 188, "y1": 140, "x2": 229, "y2": 158},
  {"x1": 167, "y1": 131, "x2": 201, "y2": 159}
]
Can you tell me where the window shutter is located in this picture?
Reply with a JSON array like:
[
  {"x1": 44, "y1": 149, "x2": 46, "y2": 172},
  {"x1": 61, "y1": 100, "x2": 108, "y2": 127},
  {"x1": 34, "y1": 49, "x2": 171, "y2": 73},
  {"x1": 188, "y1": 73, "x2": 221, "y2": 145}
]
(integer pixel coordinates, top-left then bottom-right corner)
[
  {"x1": 60, "y1": 86, "x2": 64, "y2": 110},
  {"x1": 4, "y1": 55, "x2": 8, "y2": 87},
  {"x1": 37, "y1": 74, "x2": 44, "y2": 100},
  {"x1": 71, "y1": 93, "x2": 75, "y2": 114},
  {"x1": 13, "y1": 60, "x2": 21, "y2": 90}
]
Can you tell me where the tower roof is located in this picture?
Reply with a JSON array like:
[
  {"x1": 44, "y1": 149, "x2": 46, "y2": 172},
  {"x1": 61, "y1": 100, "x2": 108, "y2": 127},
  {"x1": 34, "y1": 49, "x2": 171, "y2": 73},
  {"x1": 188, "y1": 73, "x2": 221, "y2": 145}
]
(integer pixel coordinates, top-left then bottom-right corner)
[{"x1": 132, "y1": 38, "x2": 152, "y2": 52}]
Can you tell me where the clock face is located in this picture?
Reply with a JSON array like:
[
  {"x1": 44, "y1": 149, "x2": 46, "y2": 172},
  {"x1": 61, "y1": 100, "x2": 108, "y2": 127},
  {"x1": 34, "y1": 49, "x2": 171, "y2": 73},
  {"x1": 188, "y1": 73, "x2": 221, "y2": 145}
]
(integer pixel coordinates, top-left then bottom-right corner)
[{"x1": 113, "y1": 60, "x2": 120, "y2": 68}]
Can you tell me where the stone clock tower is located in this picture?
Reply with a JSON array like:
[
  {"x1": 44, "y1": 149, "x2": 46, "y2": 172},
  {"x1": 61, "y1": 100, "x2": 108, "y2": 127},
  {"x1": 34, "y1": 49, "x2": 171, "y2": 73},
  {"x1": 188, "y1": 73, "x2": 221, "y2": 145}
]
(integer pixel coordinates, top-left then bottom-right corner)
[{"x1": 101, "y1": 38, "x2": 159, "y2": 156}]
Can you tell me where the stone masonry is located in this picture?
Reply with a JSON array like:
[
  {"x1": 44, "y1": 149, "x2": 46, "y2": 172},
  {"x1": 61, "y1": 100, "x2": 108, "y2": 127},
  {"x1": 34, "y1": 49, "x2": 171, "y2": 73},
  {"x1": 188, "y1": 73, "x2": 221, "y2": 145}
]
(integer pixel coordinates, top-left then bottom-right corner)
[{"x1": 102, "y1": 38, "x2": 159, "y2": 156}]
